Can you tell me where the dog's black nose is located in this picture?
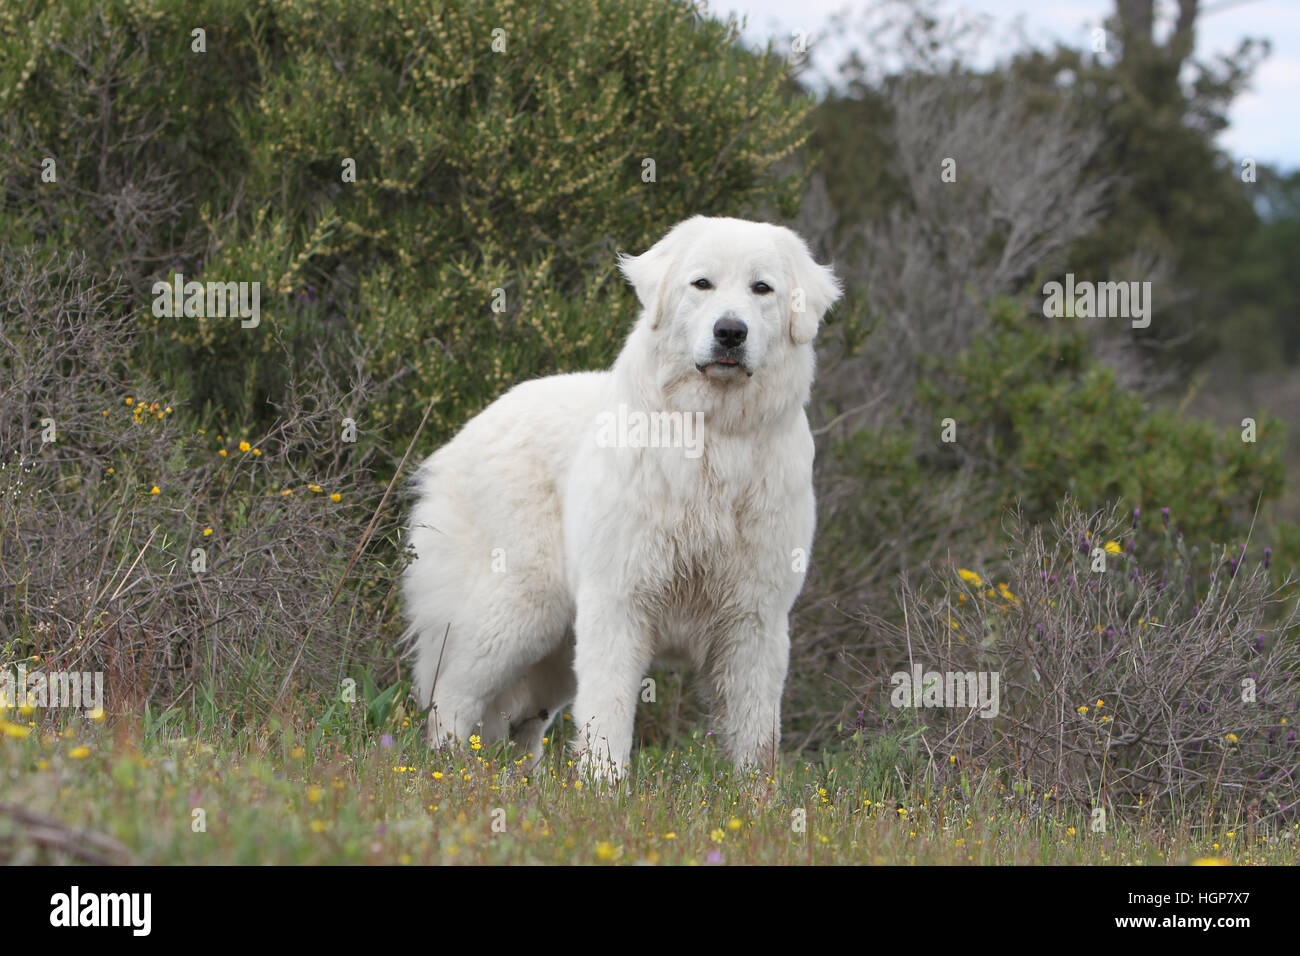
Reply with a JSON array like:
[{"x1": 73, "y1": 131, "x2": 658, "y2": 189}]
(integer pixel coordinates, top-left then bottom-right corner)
[{"x1": 713, "y1": 317, "x2": 748, "y2": 348}]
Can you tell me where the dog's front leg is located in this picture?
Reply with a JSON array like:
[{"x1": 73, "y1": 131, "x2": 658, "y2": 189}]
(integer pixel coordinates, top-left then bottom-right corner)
[
  {"x1": 570, "y1": 589, "x2": 648, "y2": 784},
  {"x1": 712, "y1": 616, "x2": 790, "y2": 774}
]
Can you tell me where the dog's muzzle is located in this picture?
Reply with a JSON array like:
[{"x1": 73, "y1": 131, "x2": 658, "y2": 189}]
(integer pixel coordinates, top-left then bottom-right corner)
[{"x1": 697, "y1": 317, "x2": 754, "y2": 377}]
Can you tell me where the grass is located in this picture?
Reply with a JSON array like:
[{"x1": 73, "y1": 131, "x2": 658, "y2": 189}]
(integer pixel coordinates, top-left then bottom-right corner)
[{"x1": 2, "y1": 692, "x2": 1294, "y2": 865}]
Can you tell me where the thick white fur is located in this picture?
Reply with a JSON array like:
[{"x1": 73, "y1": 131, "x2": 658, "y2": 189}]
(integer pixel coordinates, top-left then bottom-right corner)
[{"x1": 401, "y1": 216, "x2": 841, "y2": 780}]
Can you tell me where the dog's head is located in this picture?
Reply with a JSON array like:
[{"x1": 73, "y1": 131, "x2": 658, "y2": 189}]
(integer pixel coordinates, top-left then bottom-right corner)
[{"x1": 618, "y1": 217, "x2": 841, "y2": 393}]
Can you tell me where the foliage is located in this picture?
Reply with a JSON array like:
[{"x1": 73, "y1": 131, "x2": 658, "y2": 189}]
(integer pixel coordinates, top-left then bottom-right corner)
[
  {"x1": 916, "y1": 303, "x2": 1286, "y2": 539},
  {"x1": 0, "y1": 0, "x2": 816, "y2": 447},
  {"x1": 796, "y1": 302, "x2": 1290, "y2": 743},
  {"x1": 0, "y1": 247, "x2": 392, "y2": 710}
]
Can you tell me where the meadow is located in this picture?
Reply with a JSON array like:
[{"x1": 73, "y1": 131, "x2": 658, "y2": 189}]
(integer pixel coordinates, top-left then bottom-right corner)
[{"x1": 0, "y1": 697, "x2": 1288, "y2": 865}]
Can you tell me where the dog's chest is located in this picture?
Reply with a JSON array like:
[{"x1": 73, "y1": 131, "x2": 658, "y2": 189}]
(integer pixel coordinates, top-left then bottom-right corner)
[
  {"x1": 635, "y1": 441, "x2": 794, "y2": 594},
  {"x1": 653, "y1": 441, "x2": 770, "y2": 536}
]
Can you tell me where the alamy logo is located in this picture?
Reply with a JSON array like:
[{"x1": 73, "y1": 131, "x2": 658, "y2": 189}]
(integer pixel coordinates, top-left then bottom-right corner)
[
  {"x1": 1042, "y1": 273, "x2": 1151, "y2": 329},
  {"x1": 0, "y1": 665, "x2": 103, "y2": 714},
  {"x1": 594, "y1": 403, "x2": 703, "y2": 459},
  {"x1": 49, "y1": 886, "x2": 151, "y2": 936},
  {"x1": 890, "y1": 664, "x2": 1000, "y2": 718},
  {"x1": 151, "y1": 272, "x2": 260, "y2": 328}
]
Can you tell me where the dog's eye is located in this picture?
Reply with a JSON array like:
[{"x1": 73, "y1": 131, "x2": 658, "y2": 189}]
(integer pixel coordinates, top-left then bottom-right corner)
[
  {"x1": 751, "y1": 281, "x2": 773, "y2": 295},
  {"x1": 692, "y1": 278, "x2": 713, "y2": 291}
]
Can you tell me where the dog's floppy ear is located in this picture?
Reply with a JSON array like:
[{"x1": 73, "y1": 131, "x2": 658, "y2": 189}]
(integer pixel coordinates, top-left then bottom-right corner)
[
  {"x1": 785, "y1": 232, "x2": 843, "y2": 345},
  {"x1": 618, "y1": 218, "x2": 697, "y2": 330}
]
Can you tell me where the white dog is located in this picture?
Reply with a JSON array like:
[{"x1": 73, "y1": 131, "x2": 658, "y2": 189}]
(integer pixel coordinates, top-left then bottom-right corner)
[{"x1": 401, "y1": 216, "x2": 841, "y2": 779}]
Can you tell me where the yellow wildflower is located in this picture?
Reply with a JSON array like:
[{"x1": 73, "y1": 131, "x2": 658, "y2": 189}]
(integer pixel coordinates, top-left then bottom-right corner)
[{"x1": 0, "y1": 719, "x2": 31, "y2": 739}]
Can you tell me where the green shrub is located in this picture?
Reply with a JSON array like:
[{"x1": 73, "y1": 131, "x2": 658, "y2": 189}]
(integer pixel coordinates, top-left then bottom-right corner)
[
  {"x1": 796, "y1": 302, "x2": 1289, "y2": 741},
  {"x1": 0, "y1": 0, "x2": 817, "y2": 446},
  {"x1": 915, "y1": 301, "x2": 1285, "y2": 544}
]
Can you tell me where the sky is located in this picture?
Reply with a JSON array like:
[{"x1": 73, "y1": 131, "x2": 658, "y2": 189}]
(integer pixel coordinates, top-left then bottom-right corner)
[{"x1": 721, "y1": 0, "x2": 1300, "y2": 170}]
